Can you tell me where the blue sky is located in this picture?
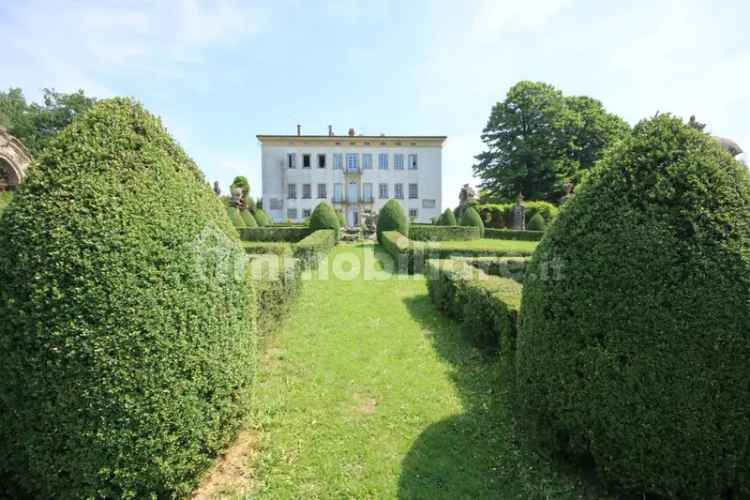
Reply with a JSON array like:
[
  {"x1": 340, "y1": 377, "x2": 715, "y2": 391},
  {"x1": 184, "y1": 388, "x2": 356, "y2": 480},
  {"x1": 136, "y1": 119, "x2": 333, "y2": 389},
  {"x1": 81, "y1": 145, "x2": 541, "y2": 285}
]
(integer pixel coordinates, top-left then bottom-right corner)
[{"x1": 1, "y1": 0, "x2": 748, "y2": 206}]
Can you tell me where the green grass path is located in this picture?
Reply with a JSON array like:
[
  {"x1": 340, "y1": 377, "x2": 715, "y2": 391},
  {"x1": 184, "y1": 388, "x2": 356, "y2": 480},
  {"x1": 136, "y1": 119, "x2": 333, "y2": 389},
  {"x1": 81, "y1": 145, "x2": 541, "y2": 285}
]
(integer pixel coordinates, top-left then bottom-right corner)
[{"x1": 247, "y1": 243, "x2": 586, "y2": 499}]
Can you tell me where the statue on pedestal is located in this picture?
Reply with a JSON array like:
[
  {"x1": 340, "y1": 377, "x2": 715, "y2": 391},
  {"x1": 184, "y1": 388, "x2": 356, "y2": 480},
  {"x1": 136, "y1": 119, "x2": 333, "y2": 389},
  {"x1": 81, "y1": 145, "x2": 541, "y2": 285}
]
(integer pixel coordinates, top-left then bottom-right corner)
[
  {"x1": 559, "y1": 183, "x2": 576, "y2": 205},
  {"x1": 512, "y1": 192, "x2": 526, "y2": 230}
]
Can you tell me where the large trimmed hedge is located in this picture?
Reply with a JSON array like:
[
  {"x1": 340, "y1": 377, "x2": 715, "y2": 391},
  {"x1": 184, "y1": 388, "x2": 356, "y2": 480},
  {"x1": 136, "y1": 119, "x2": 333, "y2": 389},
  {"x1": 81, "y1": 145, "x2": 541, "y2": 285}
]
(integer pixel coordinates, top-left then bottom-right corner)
[
  {"x1": 484, "y1": 228, "x2": 544, "y2": 241},
  {"x1": 409, "y1": 225, "x2": 480, "y2": 241},
  {"x1": 377, "y1": 199, "x2": 409, "y2": 243},
  {"x1": 239, "y1": 226, "x2": 312, "y2": 242},
  {"x1": 241, "y1": 209, "x2": 258, "y2": 227},
  {"x1": 517, "y1": 114, "x2": 750, "y2": 498},
  {"x1": 309, "y1": 202, "x2": 340, "y2": 239},
  {"x1": 0, "y1": 98, "x2": 255, "y2": 498},
  {"x1": 293, "y1": 229, "x2": 337, "y2": 269},
  {"x1": 247, "y1": 255, "x2": 302, "y2": 335},
  {"x1": 436, "y1": 208, "x2": 457, "y2": 226},
  {"x1": 459, "y1": 206, "x2": 484, "y2": 237}
]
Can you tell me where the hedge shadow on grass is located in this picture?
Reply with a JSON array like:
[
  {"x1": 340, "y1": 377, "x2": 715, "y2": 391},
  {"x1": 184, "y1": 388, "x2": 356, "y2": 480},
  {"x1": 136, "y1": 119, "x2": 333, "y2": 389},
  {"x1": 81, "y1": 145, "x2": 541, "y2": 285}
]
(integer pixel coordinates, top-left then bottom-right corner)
[{"x1": 398, "y1": 295, "x2": 609, "y2": 500}]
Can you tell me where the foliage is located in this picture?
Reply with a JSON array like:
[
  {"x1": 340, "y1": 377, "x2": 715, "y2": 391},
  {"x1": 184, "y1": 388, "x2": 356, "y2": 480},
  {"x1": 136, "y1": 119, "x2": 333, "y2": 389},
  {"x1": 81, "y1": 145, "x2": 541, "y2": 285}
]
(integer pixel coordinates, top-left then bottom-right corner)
[
  {"x1": 478, "y1": 201, "x2": 558, "y2": 229},
  {"x1": 247, "y1": 255, "x2": 302, "y2": 335},
  {"x1": 239, "y1": 226, "x2": 312, "y2": 242},
  {"x1": 293, "y1": 229, "x2": 337, "y2": 269},
  {"x1": 335, "y1": 207, "x2": 346, "y2": 227},
  {"x1": 460, "y1": 206, "x2": 485, "y2": 237},
  {"x1": 0, "y1": 98, "x2": 254, "y2": 498},
  {"x1": 242, "y1": 241, "x2": 293, "y2": 256},
  {"x1": 0, "y1": 87, "x2": 97, "y2": 156},
  {"x1": 0, "y1": 191, "x2": 12, "y2": 217},
  {"x1": 254, "y1": 208, "x2": 272, "y2": 226},
  {"x1": 231, "y1": 175, "x2": 250, "y2": 196},
  {"x1": 309, "y1": 202, "x2": 341, "y2": 239},
  {"x1": 437, "y1": 208, "x2": 457, "y2": 226},
  {"x1": 241, "y1": 209, "x2": 258, "y2": 227},
  {"x1": 409, "y1": 225, "x2": 480, "y2": 241},
  {"x1": 484, "y1": 228, "x2": 544, "y2": 241},
  {"x1": 517, "y1": 114, "x2": 750, "y2": 498},
  {"x1": 453, "y1": 256, "x2": 529, "y2": 283},
  {"x1": 474, "y1": 81, "x2": 629, "y2": 201},
  {"x1": 377, "y1": 199, "x2": 409, "y2": 243},
  {"x1": 227, "y1": 206, "x2": 246, "y2": 228},
  {"x1": 526, "y1": 213, "x2": 545, "y2": 231}
]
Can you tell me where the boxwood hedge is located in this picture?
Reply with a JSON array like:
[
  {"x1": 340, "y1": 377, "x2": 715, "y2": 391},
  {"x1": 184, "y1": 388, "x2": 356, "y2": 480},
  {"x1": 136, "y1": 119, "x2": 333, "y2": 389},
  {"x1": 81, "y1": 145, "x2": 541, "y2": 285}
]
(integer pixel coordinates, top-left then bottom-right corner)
[
  {"x1": 239, "y1": 226, "x2": 312, "y2": 242},
  {"x1": 436, "y1": 208, "x2": 457, "y2": 226},
  {"x1": 0, "y1": 98, "x2": 255, "y2": 498},
  {"x1": 409, "y1": 225, "x2": 480, "y2": 241},
  {"x1": 484, "y1": 228, "x2": 544, "y2": 241},
  {"x1": 517, "y1": 114, "x2": 750, "y2": 498},
  {"x1": 241, "y1": 209, "x2": 258, "y2": 227},
  {"x1": 309, "y1": 202, "x2": 340, "y2": 239},
  {"x1": 247, "y1": 255, "x2": 302, "y2": 335},
  {"x1": 460, "y1": 206, "x2": 484, "y2": 237},
  {"x1": 293, "y1": 229, "x2": 337, "y2": 269},
  {"x1": 377, "y1": 199, "x2": 409, "y2": 243}
]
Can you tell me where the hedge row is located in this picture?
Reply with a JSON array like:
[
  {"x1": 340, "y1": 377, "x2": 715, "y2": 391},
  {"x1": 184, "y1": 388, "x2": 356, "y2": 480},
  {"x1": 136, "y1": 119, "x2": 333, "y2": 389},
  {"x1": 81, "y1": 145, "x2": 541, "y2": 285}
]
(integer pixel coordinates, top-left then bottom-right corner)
[
  {"x1": 247, "y1": 255, "x2": 303, "y2": 335},
  {"x1": 242, "y1": 241, "x2": 294, "y2": 256},
  {"x1": 425, "y1": 259, "x2": 521, "y2": 350},
  {"x1": 454, "y1": 256, "x2": 529, "y2": 283},
  {"x1": 293, "y1": 229, "x2": 337, "y2": 269},
  {"x1": 381, "y1": 231, "x2": 535, "y2": 273},
  {"x1": 478, "y1": 200, "x2": 558, "y2": 229},
  {"x1": 409, "y1": 225, "x2": 480, "y2": 241},
  {"x1": 239, "y1": 226, "x2": 312, "y2": 242},
  {"x1": 484, "y1": 228, "x2": 544, "y2": 241}
]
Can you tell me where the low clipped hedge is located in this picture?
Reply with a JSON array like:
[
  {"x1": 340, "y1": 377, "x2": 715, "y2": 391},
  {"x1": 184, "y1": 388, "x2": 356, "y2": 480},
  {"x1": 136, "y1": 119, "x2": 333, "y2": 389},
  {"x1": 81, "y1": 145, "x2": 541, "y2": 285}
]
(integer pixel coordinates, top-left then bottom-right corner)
[
  {"x1": 0, "y1": 98, "x2": 254, "y2": 498},
  {"x1": 380, "y1": 231, "x2": 535, "y2": 274},
  {"x1": 239, "y1": 226, "x2": 312, "y2": 242},
  {"x1": 484, "y1": 228, "x2": 544, "y2": 241},
  {"x1": 247, "y1": 255, "x2": 302, "y2": 335},
  {"x1": 293, "y1": 229, "x2": 337, "y2": 269},
  {"x1": 409, "y1": 225, "x2": 480, "y2": 241},
  {"x1": 242, "y1": 241, "x2": 293, "y2": 256},
  {"x1": 454, "y1": 256, "x2": 529, "y2": 283},
  {"x1": 241, "y1": 210, "x2": 258, "y2": 227},
  {"x1": 478, "y1": 200, "x2": 559, "y2": 229},
  {"x1": 227, "y1": 206, "x2": 246, "y2": 228},
  {"x1": 425, "y1": 259, "x2": 521, "y2": 350}
]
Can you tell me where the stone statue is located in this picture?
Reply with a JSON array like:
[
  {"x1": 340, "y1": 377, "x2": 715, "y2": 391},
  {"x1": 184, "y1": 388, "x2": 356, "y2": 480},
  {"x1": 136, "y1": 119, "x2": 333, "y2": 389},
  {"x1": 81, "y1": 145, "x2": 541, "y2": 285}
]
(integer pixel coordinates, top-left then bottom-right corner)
[
  {"x1": 213, "y1": 181, "x2": 221, "y2": 196},
  {"x1": 231, "y1": 186, "x2": 244, "y2": 208},
  {"x1": 512, "y1": 192, "x2": 526, "y2": 230},
  {"x1": 458, "y1": 184, "x2": 477, "y2": 206},
  {"x1": 559, "y1": 183, "x2": 576, "y2": 205}
]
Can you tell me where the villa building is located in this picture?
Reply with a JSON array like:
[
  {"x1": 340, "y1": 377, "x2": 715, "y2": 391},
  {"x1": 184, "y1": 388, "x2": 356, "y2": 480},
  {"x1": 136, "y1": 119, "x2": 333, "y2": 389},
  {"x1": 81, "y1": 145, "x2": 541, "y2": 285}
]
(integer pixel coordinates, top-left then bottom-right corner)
[{"x1": 258, "y1": 127, "x2": 445, "y2": 225}]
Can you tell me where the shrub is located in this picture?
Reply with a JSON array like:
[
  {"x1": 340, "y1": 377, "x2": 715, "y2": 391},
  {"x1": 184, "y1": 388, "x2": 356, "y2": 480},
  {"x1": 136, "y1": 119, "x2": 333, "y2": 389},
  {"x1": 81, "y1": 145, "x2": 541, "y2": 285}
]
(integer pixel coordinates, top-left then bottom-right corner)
[
  {"x1": 517, "y1": 114, "x2": 750, "y2": 498},
  {"x1": 484, "y1": 228, "x2": 544, "y2": 241},
  {"x1": 254, "y1": 208, "x2": 272, "y2": 226},
  {"x1": 526, "y1": 213, "x2": 545, "y2": 231},
  {"x1": 241, "y1": 209, "x2": 258, "y2": 227},
  {"x1": 247, "y1": 255, "x2": 302, "y2": 335},
  {"x1": 377, "y1": 199, "x2": 409, "y2": 243},
  {"x1": 309, "y1": 202, "x2": 340, "y2": 239},
  {"x1": 478, "y1": 201, "x2": 559, "y2": 229},
  {"x1": 409, "y1": 225, "x2": 480, "y2": 241},
  {"x1": 242, "y1": 241, "x2": 293, "y2": 256},
  {"x1": 437, "y1": 208, "x2": 457, "y2": 226},
  {"x1": 335, "y1": 208, "x2": 346, "y2": 227},
  {"x1": 0, "y1": 98, "x2": 255, "y2": 498},
  {"x1": 460, "y1": 206, "x2": 484, "y2": 237},
  {"x1": 454, "y1": 256, "x2": 529, "y2": 283},
  {"x1": 226, "y1": 206, "x2": 246, "y2": 228},
  {"x1": 239, "y1": 226, "x2": 312, "y2": 242},
  {"x1": 293, "y1": 229, "x2": 337, "y2": 269}
]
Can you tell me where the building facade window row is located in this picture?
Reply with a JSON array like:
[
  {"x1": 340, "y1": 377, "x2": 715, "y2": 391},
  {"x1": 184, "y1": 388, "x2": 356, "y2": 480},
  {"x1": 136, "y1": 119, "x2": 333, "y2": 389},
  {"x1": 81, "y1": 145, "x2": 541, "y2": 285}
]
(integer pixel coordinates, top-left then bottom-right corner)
[
  {"x1": 287, "y1": 182, "x2": 419, "y2": 200},
  {"x1": 286, "y1": 152, "x2": 419, "y2": 170}
]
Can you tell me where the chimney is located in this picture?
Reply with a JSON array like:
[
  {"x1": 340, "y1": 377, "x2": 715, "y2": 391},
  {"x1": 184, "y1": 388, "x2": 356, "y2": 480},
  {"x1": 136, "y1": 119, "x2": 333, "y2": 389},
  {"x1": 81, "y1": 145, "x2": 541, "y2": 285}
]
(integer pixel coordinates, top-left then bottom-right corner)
[
  {"x1": 296, "y1": 124, "x2": 301, "y2": 136},
  {"x1": 328, "y1": 125, "x2": 333, "y2": 136},
  {"x1": 348, "y1": 128, "x2": 355, "y2": 137}
]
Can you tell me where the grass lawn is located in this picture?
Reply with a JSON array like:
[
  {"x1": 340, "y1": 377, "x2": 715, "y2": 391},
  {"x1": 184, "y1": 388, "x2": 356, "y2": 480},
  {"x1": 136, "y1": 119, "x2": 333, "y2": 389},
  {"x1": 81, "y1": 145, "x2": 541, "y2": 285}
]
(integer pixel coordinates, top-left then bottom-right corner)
[
  {"x1": 430, "y1": 238, "x2": 539, "y2": 253},
  {"x1": 214, "y1": 243, "x2": 597, "y2": 499}
]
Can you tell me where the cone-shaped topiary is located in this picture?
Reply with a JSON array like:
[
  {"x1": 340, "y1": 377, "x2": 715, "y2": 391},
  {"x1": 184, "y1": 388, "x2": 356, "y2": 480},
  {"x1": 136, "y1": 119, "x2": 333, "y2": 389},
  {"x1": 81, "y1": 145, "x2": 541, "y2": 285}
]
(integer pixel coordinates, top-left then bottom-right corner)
[
  {"x1": 241, "y1": 209, "x2": 258, "y2": 227},
  {"x1": 335, "y1": 208, "x2": 346, "y2": 227},
  {"x1": 377, "y1": 199, "x2": 409, "y2": 243},
  {"x1": 254, "y1": 208, "x2": 272, "y2": 226},
  {"x1": 526, "y1": 212, "x2": 545, "y2": 231},
  {"x1": 437, "y1": 208, "x2": 457, "y2": 226},
  {"x1": 517, "y1": 114, "x2": 750, "y2": 498},
  {"x1": 309, "y1": 201, "x2": 340, "y2": 239},
  {"x1": 0, "y1": 98, "x2": 255, "y2": 498},
  {"x1": 226, "y1": 206, "x2": 246, "y2": 228},
  {"x1": 460, "y1": 206, "x2": 484, "y2": 237}
]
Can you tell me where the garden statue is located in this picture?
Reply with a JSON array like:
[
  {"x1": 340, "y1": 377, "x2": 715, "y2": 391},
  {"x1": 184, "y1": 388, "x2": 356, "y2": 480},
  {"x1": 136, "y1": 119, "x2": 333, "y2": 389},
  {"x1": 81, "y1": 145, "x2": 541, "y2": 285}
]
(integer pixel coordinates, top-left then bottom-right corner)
[
  {"x1": 458, "y1": 183, "x2": 476, "y2": 207},
  {"x1": 512, "y1": 192, "x2": 526, "y2": 230},
  {"x1": 213, "y1": 181, "x2": 221, "y2": 196},
  {"x1": 559, "y1": 182, "x2": 576, "y2": 204},
  {"x1": 231, "y1": 186, "x2": 245, "y2": 208}
]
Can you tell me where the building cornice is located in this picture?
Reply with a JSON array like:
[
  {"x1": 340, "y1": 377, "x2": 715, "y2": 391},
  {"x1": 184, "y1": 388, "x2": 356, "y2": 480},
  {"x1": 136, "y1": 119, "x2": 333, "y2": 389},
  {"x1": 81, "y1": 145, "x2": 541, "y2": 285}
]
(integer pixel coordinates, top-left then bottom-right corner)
[{"x1": 257, "y1": 134, "x2": 447, "y2": 147}]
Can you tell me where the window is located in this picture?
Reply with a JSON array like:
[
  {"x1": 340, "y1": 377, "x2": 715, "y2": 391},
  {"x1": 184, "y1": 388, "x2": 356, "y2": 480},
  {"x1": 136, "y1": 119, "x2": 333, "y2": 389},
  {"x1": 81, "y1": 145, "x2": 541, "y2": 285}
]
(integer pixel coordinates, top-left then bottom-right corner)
[
  {"x1": 317, "y1": 183, "x2": 327, "y2": 199},
  {"x1": 362, "y1": 183, "x2": 373, "y2": 202},
  {"x1": 422, "y1": 199, "x2": 436, "y2": 209},
  {"x1": 287, "y1": 183, "x2": 297, "y2": 199},
  {"x1": 287, "y1": 208, "x2": 297, "y2": 220},
  {"x1": 270, "y1": 198, "x2": 283, "y2": 210},
  {"x1": 394, "y1": 154, "x2": 404, "y2": 170},
  {"x1": 287, "y1": 153, "x2": 296, "y2": 169},
  {"x1": 409, "y1": 208, "x2": 418, "y2": 219},
  {"x1": 302, "y1": 154, "x2": 311, "y2": 168},
  {"x1": 302, "y1": 209, "x2": 311, "y2": 218},
  {"x1": 333, "y1": 183, "x2": 343, "y2": 202},
  {"x1": 302, "y1": 183, "x2": 312, "y2": 199},
  {"x1": 408, "y1": 183, "x2": 418, "y2": 199},
  {"x1": 346, "y1": 153, "x2": 359, "y2": 171},
  {"x1": 318, "y1": 154, "x2": 326, "y2": 168},
  {"x1": 362, "y1": 153, "x2": 373, "y2": 169},
  {"x1": 334, "y1": 153, "x2": 343, "y2": 170},
  {"x1": 378, "y1": 183, "x2": 389, "y2": 199},
  {"x1": 378, "y1": 153, "x2": 388, "y2": 170},
  {"x1": 394, "y1": 183, "x2": 404, "y2": 199},
  {"x1": 408, "y1": 154, "x2": 418, "y2": 170}
]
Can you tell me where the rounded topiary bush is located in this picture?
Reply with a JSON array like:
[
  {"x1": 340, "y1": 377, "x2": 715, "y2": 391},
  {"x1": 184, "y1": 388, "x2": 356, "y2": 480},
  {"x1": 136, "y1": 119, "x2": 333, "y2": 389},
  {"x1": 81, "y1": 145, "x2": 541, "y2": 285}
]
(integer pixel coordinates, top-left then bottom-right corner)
[
  {"x1": 255, "y1": 208, "x2": 271, "y2": 226},
  {"x1": 241, "y1": 209, "x2": 258, "y2": 227},
  {"x1": 227, "y1": 206, "x2": 245, "y2": 228},
  {"x1": 309, "y1": 201, "x2": 340, "y2": 238},
  {"x1": 437, "y1": 208, "x2": 457, "y2": 226},
  {"x1": 0, "y1": 98, "x2": 255, "y2": 498},
  {"x1": 526, "y1": 212, "x2": 545, "y2": 231},
  {"x1": 460, "y1": 206, "x2": 484, "y2": 237},
  {"x1": 517, "y1": 114, "x2": 750, "y2": 498},
  {"x1": 335, "y1": 208, "x2": 346, "y2": 227},
  {"x1": 377, "y1": 199, "x2": 409, "y2": 243}
]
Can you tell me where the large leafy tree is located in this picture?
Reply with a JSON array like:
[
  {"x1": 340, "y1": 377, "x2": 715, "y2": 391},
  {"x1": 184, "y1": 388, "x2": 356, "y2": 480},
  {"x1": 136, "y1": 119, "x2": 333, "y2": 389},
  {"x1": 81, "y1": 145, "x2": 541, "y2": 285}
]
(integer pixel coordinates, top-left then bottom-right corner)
[
  {"x1": 0, "y1": 87, "x2": 97, "y2": 156},
  {"x1": 474, "y1": 81, "x2": 629, "y2": 202}
]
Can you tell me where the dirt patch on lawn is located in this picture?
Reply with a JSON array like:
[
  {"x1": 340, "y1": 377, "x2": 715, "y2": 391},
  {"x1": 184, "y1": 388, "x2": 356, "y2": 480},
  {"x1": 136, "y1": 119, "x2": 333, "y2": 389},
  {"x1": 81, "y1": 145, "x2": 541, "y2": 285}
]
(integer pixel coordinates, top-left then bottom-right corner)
[
  {"x1": 353, "y1": 393, "x2": 378, "y2": 414},
  {"x1": 192, "y1": 429, "x2": 260, "y2": 499}
]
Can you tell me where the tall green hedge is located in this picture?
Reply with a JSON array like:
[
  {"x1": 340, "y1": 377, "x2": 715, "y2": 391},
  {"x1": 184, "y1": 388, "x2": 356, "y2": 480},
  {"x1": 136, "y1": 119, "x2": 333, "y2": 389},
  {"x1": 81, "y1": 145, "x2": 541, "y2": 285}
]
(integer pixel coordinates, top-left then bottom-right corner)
[
  {"x1": 309, "y1": 202, "x2": 340, "y2": 239},
  {"x1": 0, "y1": 98, "x2": 255, "y2": 498},
  {"x1": 254, "y1": 208, "x2": 272, "y2": 226},
  {"x1": 377, "y1": 199, "x2": 409, "y2": 243},
  {"x1": 227, "y1": 206, "x2": 246, "y2": 228},
  {"x1": 460, "y1": 206, "x2": 484, "y2": 237},
  {"x1": 241, "y1": 209, "x2": 258, "y2": 227},
  {"x1": 517, "y1": 114, "x2": 750, "y2": 498},
  {"x1": 437, "y1": 208, "x2": 457, "y2": 226}
]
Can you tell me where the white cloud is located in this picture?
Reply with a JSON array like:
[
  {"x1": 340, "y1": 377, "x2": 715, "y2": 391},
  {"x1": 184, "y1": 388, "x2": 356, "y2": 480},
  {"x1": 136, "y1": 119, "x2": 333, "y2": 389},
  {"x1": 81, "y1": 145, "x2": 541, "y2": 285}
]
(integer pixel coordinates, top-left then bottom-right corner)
[{"x1": 472, "y1": 0, "x2": 569, "y2": 37}]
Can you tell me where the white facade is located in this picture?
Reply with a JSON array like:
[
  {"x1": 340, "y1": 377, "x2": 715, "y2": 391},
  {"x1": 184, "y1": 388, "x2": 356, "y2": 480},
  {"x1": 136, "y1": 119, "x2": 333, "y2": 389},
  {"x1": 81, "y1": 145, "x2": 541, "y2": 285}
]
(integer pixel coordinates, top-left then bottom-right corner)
[{"x1": 258, "y1": 133, "x2": 445, "y2": 225}]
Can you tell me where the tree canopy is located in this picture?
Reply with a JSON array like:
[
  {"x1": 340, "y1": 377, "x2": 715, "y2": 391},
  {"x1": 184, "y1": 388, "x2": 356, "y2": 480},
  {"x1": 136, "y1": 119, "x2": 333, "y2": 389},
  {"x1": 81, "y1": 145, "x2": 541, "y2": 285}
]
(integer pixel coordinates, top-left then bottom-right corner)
[
  {"x1": 0, "y1": 87, "x2": 97, "y2": 156},
  {"x1": 473, "y1": 81, "x2": 629, "y2": 202}
]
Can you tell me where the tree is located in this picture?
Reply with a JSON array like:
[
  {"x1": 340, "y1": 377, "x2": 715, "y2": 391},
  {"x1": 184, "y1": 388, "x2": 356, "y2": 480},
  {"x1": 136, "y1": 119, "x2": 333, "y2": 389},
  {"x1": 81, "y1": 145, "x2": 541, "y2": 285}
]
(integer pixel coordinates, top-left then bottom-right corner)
[
  {"x1": 474, "y1": 81, "x2": 629, "y2": 202},
  {"x1": 0, "y1": 87, "x2": 97, "y2": 156}
]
